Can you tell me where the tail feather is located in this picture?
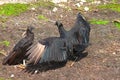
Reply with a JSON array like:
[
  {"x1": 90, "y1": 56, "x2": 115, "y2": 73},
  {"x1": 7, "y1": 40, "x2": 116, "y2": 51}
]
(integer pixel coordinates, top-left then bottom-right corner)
[{"x1": 2, "y1": 51, "x2": 17, "y2": 65}]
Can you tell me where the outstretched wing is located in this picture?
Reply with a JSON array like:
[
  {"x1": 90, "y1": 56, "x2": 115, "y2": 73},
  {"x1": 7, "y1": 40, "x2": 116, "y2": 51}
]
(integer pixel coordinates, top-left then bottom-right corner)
[
  {"x1": 69, "y1": 12, "x2": 90, "y2": 47},
  {"x1": 27, "y1": 37, "x2": 67, "y2": 64}
]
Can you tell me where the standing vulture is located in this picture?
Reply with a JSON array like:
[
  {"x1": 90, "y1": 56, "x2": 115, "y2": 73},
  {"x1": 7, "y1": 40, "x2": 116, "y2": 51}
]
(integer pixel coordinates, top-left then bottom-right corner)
[
  {"x1": 2, "y1": 26, "x2": 34, "y2": 65},
  {"x1": 55, "y1": 12, "x2": 90, "y2": 57},
  {"x1": 27, "y1": 12, "x2": 90, "y2": 64}
]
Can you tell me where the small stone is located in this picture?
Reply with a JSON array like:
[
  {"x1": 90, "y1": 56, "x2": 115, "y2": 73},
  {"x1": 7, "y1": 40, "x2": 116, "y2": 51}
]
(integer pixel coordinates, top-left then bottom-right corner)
[
  {"x1": 81, "y1": 0, "x2": 86, "y2": 3},
  {"x1": 79, "y1": 2, "x2": 84, "y2": 5},
  {"x1": 58, "y1": 4, "x2": 65, "y2": 7},
  {"x1": 75, "y1": 3, "x2": 81, "y2": 7},
  {"x1": 52, "y1": 7, "x2": 58, "y2": 12},
  {"x1": 31, "y1": 7, "x2": 35, "y2": 10},
  {"x1": 112, "y1": 52, "x2": 116, "y2": 55},
  {"x1": 10, "y1": 74, "x2": 15, "y2": 78},
  {"x1": 52, "y1": 0, "x2": 67, "y2": 4},
  {"x1": 92, "y1": 1, "x2": 101, "y2": 4},
  {"x1": 84, "y1": 7, "x2": 89, "y2": 11}
]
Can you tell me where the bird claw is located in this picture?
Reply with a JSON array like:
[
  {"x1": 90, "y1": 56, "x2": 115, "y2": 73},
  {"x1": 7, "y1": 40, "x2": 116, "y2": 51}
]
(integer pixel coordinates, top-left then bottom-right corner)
[
  {"x1": 16, "y1": 60, "x2": 27, "y2": 69},
  {"x1": 16, "y1": 64, "x2": 26, "y2": 69}
]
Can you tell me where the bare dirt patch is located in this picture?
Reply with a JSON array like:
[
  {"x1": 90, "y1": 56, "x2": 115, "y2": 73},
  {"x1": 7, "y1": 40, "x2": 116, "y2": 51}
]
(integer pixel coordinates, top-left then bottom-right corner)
[{"x1": 0, "y1": 1, "x2": 120, "y2": 80}]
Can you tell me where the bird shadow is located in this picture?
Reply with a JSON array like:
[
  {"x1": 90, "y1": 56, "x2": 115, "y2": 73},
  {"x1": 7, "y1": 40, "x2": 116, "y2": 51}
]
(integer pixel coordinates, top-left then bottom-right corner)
[
  {"x1": 24, "y1": 61, "x2": 67, "y2": 74},
  {"x1": 24, "y1": 52, "x2": 88, "y2": 74},
  {"x1": 76, "y1": 52, "x2": 88, "y2": 61}
]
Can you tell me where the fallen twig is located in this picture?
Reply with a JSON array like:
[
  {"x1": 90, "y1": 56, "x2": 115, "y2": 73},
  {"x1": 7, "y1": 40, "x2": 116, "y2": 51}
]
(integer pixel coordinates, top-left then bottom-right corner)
[{"x1": 70, "y1": 57, "x2": 78, "y2": 67}]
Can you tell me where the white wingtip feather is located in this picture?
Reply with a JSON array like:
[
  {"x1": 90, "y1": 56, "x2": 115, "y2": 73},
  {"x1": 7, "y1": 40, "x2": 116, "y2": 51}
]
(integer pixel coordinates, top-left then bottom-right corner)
[{"x1": 27, "y1": 43, "x2": 45, "y2": 64}]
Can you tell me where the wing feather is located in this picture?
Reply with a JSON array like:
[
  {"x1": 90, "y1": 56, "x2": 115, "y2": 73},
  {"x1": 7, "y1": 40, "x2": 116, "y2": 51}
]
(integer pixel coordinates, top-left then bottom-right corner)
[
  {"x1": 69, "y1": 12, "x2": 90, "y2": 46},
  {"x1": 27, "y1": 38, "x2": 67, "y2": 64},
  {"x1": 27, "y1": 43, "x2": 45, "y2": 64},
  {"x1": 2, "y1": 51, "x2": 16, "y2": 65}
]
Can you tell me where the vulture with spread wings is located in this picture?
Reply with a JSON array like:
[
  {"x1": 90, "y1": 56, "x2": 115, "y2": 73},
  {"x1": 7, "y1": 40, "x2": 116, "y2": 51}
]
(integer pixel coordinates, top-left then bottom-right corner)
[
  {"x1": 27, "y1": 12, "x2": 90, "y2": 64},
  {"x1": 56, "y1": 12, "x2": 90, "y2": 57},
  {"x1": 2, "y1": 26, "x2": 34, "y2": 65}
]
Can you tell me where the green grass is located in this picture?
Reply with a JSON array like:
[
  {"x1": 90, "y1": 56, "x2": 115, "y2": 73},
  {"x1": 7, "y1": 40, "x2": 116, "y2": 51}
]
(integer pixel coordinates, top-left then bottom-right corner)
[
  {"x1": 0, "y1": 40, "x2": 10, "y2": 47},
  {"x1": 89, "y1": 19, "x2": 109, "y2": 25},
  {"x1": 0, "y1": 77, "x2": 12, "y2": 80},
  {"x1": 0, "y1": 77, "x2": 4, "y2": 80},
  {"x1": 0, "y1": 3, "x2": 29, "y2": 16},
  {"x1": 38, "y1": 14, "x2": 48, "y2": 21},
  {"x1": 0, "y1": 1, "x2": 55, "y2": 22},
  {"x1": 97, "y1": 3, "x2": 120, "y2": 13},
  {"x1": 0, "y1": 1, "x2": 55, "y2": 17}
]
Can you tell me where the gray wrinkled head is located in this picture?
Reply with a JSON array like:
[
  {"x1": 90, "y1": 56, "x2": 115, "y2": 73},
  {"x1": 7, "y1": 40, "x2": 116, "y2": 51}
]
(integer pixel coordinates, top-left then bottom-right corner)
[
  {"x1": 27, "y1": 26, "x2": 34, "y2": 32},
  {"x1": 55, "y1": 21, "x2": 63, "y2": 28}
]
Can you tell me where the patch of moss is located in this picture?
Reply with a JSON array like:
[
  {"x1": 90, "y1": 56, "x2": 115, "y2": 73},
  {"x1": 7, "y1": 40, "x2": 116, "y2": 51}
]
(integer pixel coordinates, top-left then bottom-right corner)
[
  {"x1": 0, "y1": 78, "x2": 4, "y2": 80},
  {"x1": 0, "y1": 77, "x2": 12, "y2": 80},
  {"x1": 0, "y1": 40, "x2": 10, "y2": 47},
  {"x1": 89, "y1": 19, "x2": 109, "y2": 25},
  {"x1": 0, "y1": 3, "x2": 29, "y2": 16},
  {"x1": 97, "y1": 3, "x2": 120, "y2": 13},
  {"x1": 38, "y1": 14, "x2": 48, "y2": 21}
]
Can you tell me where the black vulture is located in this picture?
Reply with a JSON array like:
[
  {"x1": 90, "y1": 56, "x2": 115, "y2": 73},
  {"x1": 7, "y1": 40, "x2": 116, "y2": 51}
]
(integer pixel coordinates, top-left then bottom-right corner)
[
  {"x1": 2, "y1": 26, "x2": 34, "y2": 65},
  {"x1": 27, "y1": 12, "x2": 90, "y2": 64},
  {"x1": 55, "y1": 12, "x2": 90, "y2": 57}
]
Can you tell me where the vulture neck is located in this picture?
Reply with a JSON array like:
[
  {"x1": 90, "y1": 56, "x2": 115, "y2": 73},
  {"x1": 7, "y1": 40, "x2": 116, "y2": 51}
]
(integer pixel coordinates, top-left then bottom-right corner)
[
  {"x1": 58, "y1": 26, "x2": 66, "y2": 38},
  {"x1": 26, "y1": 30, "x2": 34, "y2": 39}
]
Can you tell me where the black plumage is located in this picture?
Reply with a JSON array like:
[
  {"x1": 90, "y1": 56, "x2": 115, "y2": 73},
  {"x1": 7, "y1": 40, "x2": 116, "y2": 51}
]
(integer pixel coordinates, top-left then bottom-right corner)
[
  {"x1": 2, "y1": 26, "x2": 34, "y2": 65},
  {"x1": 55, "y1": 12, "x2": 90, "y2": 57},
  {"x1": 27, "y1": 37, "x2": 67, "y2": 64},
  {"x1": 27, "y1": 12, "x2": 90, "y2": 64}
]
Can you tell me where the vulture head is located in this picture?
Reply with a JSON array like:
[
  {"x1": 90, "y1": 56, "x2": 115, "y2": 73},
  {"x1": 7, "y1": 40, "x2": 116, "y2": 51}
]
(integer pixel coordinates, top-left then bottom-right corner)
[
  {"x1": 55, "y1": 21, "x2": 66, "y2": 38},
  {"x1": 27, "y1": 26, "x2": 34, "y2": 33},
  {"x1": 55, "y1": 21, "x2": 63, "y2": 28},
  {"x1": 24, "y1": 26, "x2": 34, "y2": 37}
]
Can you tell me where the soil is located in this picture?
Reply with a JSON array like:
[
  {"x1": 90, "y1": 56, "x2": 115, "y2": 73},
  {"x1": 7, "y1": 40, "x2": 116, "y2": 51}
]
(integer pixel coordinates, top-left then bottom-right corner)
[{"x1": 0, "y1": 1, "x2": 120, "y2": 80}]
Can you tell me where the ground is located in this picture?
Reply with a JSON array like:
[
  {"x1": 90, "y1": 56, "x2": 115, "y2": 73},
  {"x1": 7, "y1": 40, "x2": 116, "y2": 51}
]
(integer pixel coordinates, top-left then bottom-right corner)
[{"x1": 0, "y1": 1, "x2": 120, "y2": 80}]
